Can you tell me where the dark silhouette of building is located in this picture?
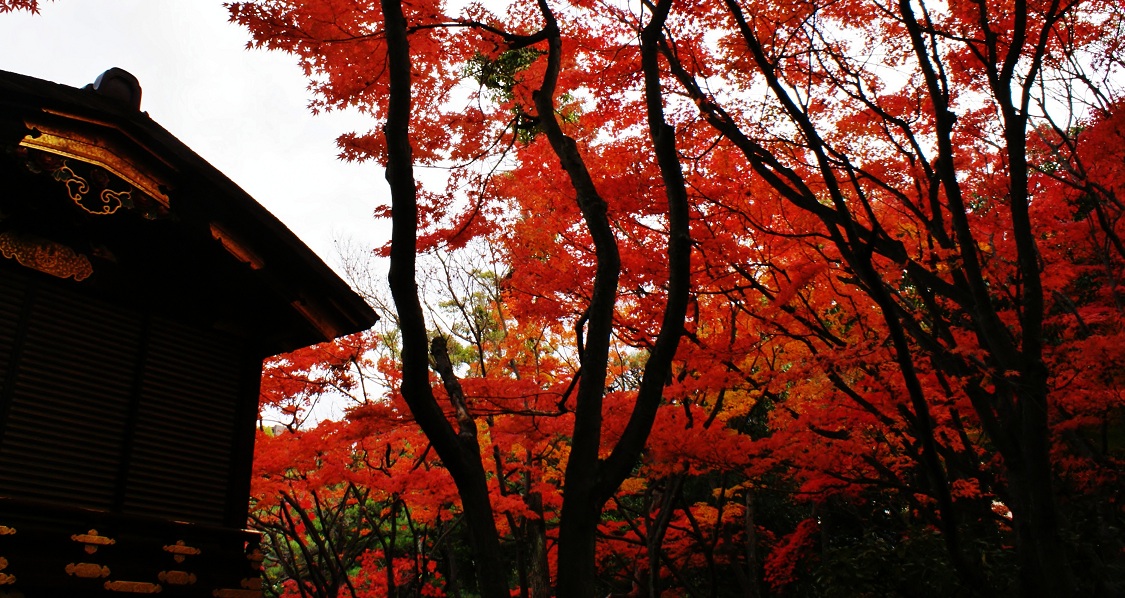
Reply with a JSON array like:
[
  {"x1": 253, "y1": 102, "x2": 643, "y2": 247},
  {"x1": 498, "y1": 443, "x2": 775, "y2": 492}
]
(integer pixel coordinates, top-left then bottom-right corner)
[{"x1": 0, "y1": 68, "x2": 377, "y2": 597}]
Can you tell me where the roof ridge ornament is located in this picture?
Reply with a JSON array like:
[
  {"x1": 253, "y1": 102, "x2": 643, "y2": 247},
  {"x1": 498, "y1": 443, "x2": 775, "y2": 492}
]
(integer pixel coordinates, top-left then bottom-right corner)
[{"x1": 89, "y1": 67, "x2": 142, "y2": 110}]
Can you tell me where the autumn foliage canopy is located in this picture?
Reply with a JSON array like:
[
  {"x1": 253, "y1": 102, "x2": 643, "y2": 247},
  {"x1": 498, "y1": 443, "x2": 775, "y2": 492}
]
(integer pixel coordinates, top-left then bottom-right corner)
[{"x1": 222, "y1": 0, "x2": 1125, "y2": 595}]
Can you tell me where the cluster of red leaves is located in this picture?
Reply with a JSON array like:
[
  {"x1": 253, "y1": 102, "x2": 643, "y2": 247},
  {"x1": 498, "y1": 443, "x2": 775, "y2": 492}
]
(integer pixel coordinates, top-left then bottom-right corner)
[
  {"x1": 0, "y1": 0, "x2": 40, "y2": 13},
  {"x1": 763, "y1": 518, "x2": 819, "y2": 592}
]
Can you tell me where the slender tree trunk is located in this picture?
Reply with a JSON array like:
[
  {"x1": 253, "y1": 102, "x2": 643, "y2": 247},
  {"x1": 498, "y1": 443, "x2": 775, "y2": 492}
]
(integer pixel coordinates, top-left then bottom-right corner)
[
  {"x1": 380, "y1": 0, "x2": 508, "y2": 595},
  {"x1": 1000, "y1": 64, "x2": 1076, "y2": 595},
  {"x1": 526, "y1": 489, "x2": 552, "y2": 598},
  {"x1": 444, "y1": 539, "x2": 461, "y2": 598},
  {"x1": 744, "y1": 491, "x2": 760, "y2": 598},
  {"x1": 546, "y1": 1, "x2": 692, "y2": 592},
  {"x1": 531, "y1": 5, "x2": 619, "y2": 595},
  {"x1": 1007, "y1": 375, "x2": 1075, "y2": 597},
  {"x1": 386, "y1": 500, "x2": 398, "y2": 597}
]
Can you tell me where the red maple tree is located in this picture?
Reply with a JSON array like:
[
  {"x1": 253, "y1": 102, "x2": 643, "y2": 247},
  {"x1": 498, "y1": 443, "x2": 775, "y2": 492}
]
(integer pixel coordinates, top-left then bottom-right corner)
[{"x1": 226, "y1": 0, "x2": 1125, "y2": 595}]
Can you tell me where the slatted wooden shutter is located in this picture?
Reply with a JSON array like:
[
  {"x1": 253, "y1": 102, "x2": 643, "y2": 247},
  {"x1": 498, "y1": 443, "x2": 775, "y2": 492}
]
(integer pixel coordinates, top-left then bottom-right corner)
[
  {"x1": 122, "y1": 316, "x2": 241, "y2": 525},
  {"x1": 0, "y1": 265, "x2": 251, "y2": 526},
  {"x1": 0, "y1": 272, "x2": 141, "y2": 510}
]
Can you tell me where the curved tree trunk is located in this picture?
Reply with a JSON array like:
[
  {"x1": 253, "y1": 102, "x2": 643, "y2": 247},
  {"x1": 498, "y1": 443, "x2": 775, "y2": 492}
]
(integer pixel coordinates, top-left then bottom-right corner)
[
  {"x1": 380, "y1": 0, "x2": 508, "y2": 595},
  {"x1": 532, "y1": 0, "x2": 692, "y2": 593}
]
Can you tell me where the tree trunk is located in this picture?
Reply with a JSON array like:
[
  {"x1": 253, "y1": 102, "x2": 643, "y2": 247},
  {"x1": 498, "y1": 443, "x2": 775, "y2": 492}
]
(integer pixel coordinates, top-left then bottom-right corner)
[
  {"x1": 542, "y1": 2, "x2": 692, "y2": 594},
  {"x1": 744, "y1": 492, "x2": 760, "y2": 598},
  {"x1": 556, "y1": 492, "x2": 603, "y2": 597},
  {"x1": 527, "y1": 490, "x2": 552, "y2": 598},
  {"x1": 380, "y1": 0, "x2": 508, "y2": 595},
  {"x1": 1007, "y1": 372, "x2": 1075, "y2": 597}
]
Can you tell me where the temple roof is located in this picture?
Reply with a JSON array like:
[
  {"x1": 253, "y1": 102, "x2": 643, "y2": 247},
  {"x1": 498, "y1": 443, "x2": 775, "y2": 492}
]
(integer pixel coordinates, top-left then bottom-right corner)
[{"x1": 0, "y1": 68, "x2": 378, "y2": 356}]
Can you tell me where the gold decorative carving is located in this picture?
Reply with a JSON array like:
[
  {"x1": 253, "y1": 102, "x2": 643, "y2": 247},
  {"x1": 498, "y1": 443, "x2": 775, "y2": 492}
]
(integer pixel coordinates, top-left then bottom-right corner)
[
  {"x1": 104, "y1": 580, "x2": 163, "y2": 593},
  {"x1": 0, "y1": 231, "x2": 94, "y2": 282},
  {"x1": 0, "y1": 526, "x2": 14, "y2": 535},
  {"x1": 58, "y1": 163, "x2": 88, "y2": 200},
  {"x1": 158, "y1": 570, "x2": 196, "y2": 586},
  {"x1": 212, "y1": 589, "x2": 262, "y2": 598},
  {"x1": 0, "y1": 572, "x2": 14, "y2": 585},
  {"x1": 162, "y1": 540, "x2": 201, "y2": 563},
  {"x1": 51, "y1": 162, "x2": 127, "y2": 215},
  {"x1": 71, "y1": 529, "x2": 115, "y2": 554},
  {"x1": 19, "y1": 119, "x2": 172, "y2": 207},
  {"x1": 0, "y1": 556, "x2": 7, "y2": 570},
  {"x1": 66, "y1": 562, "x2": 111, "y2": 578},
  {"x1": 99, "y1": 188, "x2": 132, "y2": 213}
]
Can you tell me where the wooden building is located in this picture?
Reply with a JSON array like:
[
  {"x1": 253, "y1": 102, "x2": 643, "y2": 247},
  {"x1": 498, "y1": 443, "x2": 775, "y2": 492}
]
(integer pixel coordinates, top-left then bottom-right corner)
[{"x1": 0, "y1": 68, "x2": 378, "y2": 596}]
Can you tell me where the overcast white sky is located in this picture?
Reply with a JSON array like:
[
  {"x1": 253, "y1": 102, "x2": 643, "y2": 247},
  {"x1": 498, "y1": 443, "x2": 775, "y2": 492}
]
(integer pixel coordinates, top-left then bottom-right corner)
[{"x1": 0, "y1": 0, "x2": 389, "y2": 272}]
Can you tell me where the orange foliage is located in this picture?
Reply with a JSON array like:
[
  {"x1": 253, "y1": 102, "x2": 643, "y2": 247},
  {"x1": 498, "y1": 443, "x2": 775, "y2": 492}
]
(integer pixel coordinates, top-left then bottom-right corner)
[{"x1": 230, "y1": 0, "x2": 1125, "y2": 593}]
